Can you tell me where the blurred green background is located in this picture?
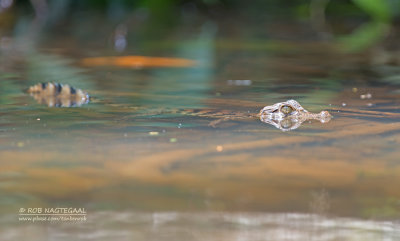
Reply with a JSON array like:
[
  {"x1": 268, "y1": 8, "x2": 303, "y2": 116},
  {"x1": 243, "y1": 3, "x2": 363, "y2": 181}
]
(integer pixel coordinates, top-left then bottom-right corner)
[{"x1": 1, "y1": 0, "x2": 400, "y2": 51}]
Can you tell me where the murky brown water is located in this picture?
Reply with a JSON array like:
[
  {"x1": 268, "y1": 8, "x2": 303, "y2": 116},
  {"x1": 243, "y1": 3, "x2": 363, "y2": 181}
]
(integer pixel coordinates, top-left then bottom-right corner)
[{"x1": 1, "y1": 10, "x2": 400, "y2": 240}]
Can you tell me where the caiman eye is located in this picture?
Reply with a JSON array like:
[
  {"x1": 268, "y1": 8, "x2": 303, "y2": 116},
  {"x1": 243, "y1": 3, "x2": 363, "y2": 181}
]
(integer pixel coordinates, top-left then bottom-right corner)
[{"x1": 280, "y1": 105, "x2": 294, "y2": 115}]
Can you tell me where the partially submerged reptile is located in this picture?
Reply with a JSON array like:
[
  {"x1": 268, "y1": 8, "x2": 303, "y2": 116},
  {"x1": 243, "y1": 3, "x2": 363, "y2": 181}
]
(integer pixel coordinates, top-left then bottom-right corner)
[
  {"x1": 259, "y1": 99, "x2": 331, "y2": 131},
  {"x1": 180, "y1": 99, "x2": 331, "y2": 131},
  {"x1": 26, "y1": 82, "x2": 331, "y2": 131},
  {"x1": 27, "y1": 82, "x2": 90, "y2": 107}
]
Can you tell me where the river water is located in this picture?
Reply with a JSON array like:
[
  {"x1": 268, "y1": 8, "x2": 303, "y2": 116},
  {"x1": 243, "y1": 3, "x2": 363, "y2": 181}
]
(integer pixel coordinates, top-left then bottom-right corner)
[{"x1": 0, "y1": 10, "x2": 400, "y2": 241}]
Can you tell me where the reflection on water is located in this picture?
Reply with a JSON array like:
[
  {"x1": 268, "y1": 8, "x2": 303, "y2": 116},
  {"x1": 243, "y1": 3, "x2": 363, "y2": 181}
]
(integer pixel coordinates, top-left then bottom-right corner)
[
  {"x1": 1, "y1": 212, "x2": 399, "y2": 241},
  {"x1": 81, "y1": 56, "x2": 197, "y2": 69},
  {"x1": 1, "y1": 2, "x2": 400, "y2": 240},
  {"x1": 1, "y1": 50, "x2": 400, "y2": 238}
]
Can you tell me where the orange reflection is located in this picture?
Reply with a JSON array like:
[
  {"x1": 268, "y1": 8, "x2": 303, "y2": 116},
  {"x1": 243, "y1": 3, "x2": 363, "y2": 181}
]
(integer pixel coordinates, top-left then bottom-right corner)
[{"x1": 81, "y1": 56, "x2": 197, "y2": 68}]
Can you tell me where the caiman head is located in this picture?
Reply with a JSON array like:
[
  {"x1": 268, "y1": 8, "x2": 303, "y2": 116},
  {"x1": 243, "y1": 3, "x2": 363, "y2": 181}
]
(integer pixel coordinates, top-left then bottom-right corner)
[{"x1": 259, "y1": 100, "x2": 331, "y2": 131}]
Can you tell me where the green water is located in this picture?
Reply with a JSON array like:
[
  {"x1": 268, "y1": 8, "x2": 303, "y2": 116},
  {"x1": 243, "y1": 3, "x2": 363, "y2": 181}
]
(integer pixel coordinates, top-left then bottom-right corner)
[{"x1": 1, "y1": 9, "x2": 400, "y2": 241}]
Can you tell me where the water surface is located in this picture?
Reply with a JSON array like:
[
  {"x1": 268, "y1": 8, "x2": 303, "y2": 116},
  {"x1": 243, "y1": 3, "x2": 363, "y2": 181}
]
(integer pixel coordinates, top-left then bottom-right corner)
[{"x1": 1, "y1": 15, "x2": 400, "y2": 241}]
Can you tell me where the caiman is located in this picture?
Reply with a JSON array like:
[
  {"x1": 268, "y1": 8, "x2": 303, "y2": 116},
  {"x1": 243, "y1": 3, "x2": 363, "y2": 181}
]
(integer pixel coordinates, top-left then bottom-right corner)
[{"x1": 26, "y1": 82, "x2": 331, "y2": 131}]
